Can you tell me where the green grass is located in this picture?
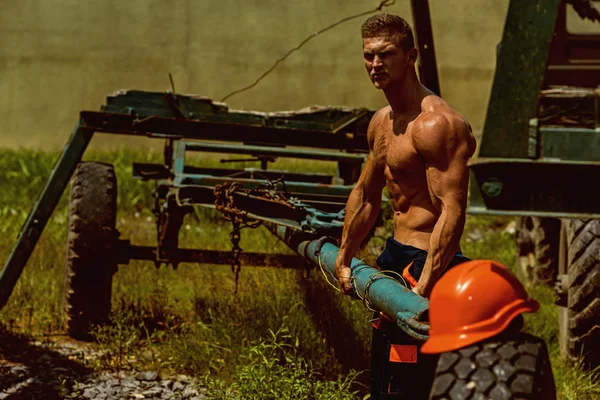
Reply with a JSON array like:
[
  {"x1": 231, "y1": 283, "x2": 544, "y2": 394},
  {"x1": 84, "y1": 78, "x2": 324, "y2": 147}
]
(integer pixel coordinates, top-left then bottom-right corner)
[{"x1": 0, "y1": 148, "x2": 598, "y2": 399}]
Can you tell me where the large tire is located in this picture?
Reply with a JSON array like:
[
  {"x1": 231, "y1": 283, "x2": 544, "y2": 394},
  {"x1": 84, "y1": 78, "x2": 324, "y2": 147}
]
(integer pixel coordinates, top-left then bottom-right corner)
[
  {"x1": 515, "y1": 217, "x2": 560, "y2": 286},
  {"x1": 64, "y1": 162, "x2": 118, "y2": 340},
  {"x1": 560, "y1": 219, "x2": 600, "y2": 370},
  {"x1": 429, "y1": 332, "x2": 556, "y2": 400}
]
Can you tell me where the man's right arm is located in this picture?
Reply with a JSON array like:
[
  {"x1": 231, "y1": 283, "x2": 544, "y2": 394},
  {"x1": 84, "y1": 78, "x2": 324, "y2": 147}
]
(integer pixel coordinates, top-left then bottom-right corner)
[{"x1": 336, "y1": 114, "x2": 386, "y2": 294}]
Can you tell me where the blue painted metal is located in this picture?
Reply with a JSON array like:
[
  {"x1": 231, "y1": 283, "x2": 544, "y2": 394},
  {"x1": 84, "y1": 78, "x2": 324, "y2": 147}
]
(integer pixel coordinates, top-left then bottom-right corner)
[
  {"x1": 183, "y1": 141, "x2": 367, "y2": 163},
  {"x1": 267, "y1": 224, "x2": 430, "y2": 340},
  {"x1": 171, "y1": 140, "x2": 186, "y2": 185},
  {"x1": 175, "y1": 174, "x2": 355, "y2": 197},
  {"x1": 0, "y1": 121, "x2": 93, "y2": 309}
]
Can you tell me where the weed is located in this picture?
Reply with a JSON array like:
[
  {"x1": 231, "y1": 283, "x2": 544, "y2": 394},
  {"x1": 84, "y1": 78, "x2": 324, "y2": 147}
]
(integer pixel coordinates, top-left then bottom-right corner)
[
  {"x1": 203, "y1": 323, "x2": 364, "y2": 400},
  {"x1": 91, "y1": 310, "x2": 146, "y2": 372}
]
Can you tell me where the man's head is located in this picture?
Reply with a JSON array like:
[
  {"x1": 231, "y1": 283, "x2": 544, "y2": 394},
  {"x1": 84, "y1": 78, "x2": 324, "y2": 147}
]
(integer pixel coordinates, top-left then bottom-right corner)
[{"x1": 361, "y1": 14, "x2": 418, "y2": 90}]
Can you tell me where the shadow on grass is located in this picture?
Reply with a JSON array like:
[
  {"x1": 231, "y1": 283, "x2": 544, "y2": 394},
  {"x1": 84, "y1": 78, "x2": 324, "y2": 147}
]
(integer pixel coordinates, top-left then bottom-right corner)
[
  {"x1": 0, "y1": 324, "x2": 93, "y2": 399},
  {"x1": 299, "y1": 276, "x2": 371, "y2": 385}
]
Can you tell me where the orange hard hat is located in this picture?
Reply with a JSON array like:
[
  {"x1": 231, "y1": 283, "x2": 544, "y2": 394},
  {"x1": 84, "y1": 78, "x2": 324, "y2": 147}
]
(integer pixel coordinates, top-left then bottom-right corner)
[{"x1": 421, "y1": 259, "x2": 539, "y2": 354}]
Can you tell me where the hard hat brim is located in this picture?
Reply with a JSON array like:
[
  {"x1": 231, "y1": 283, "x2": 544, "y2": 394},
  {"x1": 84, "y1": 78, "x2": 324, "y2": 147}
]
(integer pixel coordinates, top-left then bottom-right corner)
[{"x1": 421, "y1": 298, "x2": 539, "y2": 354}]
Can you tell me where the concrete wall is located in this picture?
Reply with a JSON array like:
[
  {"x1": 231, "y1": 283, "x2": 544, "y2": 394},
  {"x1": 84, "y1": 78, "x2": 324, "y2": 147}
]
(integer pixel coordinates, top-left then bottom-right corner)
[{"x1": 0, "y1": 0, "x2": 509, "y2": 149}]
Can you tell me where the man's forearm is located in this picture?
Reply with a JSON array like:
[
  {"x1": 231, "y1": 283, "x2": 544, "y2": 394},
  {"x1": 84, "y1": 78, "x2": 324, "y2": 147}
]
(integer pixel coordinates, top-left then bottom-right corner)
[
  {"x1": 337, "y1": 185, "x2": 381, "y2": 265},
  {"x1": 417, "y1": 206, "x2": 466, "y2": 295}
]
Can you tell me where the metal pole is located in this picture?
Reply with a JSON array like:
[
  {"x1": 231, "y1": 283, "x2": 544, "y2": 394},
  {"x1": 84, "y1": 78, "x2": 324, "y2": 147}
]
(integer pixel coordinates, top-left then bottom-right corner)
[
  {"x1": 0, "y1": 121, "x2": 93, "y2": 310},
  {"x1": 411, "y1": 0, "x2": 441, "y2": 96},
  {"x1": 266, "y1": 223, "x2": 430, "y2": 340}
]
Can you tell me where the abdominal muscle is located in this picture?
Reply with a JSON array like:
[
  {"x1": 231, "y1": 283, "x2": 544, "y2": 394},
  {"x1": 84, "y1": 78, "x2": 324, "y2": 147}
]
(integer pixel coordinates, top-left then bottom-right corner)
[
  {"x1": 391, "y1": 208, "x2": 437, "y2": 251},
  {"x1": 387, "y1": 180, "x2": 439, "y2": 252}
]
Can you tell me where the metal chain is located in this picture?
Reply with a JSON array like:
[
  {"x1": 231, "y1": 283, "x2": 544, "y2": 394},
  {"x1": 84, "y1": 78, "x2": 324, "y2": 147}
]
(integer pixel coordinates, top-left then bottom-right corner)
[
  {"x1": 229, "y1": 218, "x2": 243, "y2": 294},
  {"x1": 214, "y1": 182, "x2": 263, "y2": 293}
]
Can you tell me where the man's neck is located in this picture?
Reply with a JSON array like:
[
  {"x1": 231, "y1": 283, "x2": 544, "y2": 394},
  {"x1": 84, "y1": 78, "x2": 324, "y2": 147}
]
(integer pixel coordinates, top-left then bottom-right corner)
[{"x1": 383, "y1": 70, "x2": 426, "y2": 118}]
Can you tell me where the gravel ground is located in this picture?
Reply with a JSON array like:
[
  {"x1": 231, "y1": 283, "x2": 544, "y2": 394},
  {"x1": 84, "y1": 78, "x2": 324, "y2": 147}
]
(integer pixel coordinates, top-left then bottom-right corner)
[{"x1": 0, "y1": 332, "x2": 207, "y2": 400}]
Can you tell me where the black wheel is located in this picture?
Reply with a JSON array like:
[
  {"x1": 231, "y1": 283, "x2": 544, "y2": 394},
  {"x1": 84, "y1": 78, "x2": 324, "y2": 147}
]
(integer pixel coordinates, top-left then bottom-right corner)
[
  {"x1": 559, "y1": 219, "x2": 600, "y2": 370},
  {"x1": 64, "y1": 162, "x2": 118, "y2": 339},
  {"x1": 515, "y1": 217, "x2": 560, "y2": 286},
  {"x1": 429, "y1": 332, "x2": 556, "y2": 400}
]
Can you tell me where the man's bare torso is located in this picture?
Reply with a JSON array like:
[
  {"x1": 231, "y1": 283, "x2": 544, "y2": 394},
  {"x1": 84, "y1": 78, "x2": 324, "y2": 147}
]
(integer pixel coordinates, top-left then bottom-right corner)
[{"x1": 370, "y1": 94, "x2": 476, "y2": 251}]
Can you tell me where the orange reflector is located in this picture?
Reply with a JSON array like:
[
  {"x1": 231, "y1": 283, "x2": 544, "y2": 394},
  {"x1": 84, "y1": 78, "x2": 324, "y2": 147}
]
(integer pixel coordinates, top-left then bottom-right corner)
[
  {"x1": 389, "y1": 344, "x2": 417, "y2": 363},
  {"x1": 372, "y1": 318, "x2": 382, "y2": 329},
  {"x1": 402, "y1": 262, "x2": 418, "y2": 288}
]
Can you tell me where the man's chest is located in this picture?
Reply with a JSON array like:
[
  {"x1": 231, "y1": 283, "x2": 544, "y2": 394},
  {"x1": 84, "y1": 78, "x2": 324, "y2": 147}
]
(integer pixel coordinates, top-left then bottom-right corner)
[{"x1": 373, "y1": 120, "x2": 424, "y2": 178}]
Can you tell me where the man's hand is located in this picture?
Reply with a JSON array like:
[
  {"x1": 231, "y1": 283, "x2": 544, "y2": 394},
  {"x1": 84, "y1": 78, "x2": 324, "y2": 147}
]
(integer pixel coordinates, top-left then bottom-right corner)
[
  {"x1": 411, "y1": 285, "x2": 426, "y2": 298},
  {"x1": 335, "y1": 262, "x2": 354, "y2": 295},
  {"x1": 411, "y1": 268, "x2": 435, "y2": 298}
]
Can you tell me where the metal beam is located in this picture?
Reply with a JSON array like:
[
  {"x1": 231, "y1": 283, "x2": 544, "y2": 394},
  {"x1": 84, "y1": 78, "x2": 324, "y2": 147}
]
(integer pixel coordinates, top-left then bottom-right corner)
[
  {"x1": 132, "y1": 163, "x2": 335, "y2": 184},
  {"x1": 175, "y1": 174, "x2": 354, "y2": 198},
  {"x1": 0, "y1": 121, "x2": 93, "y2": 309},
  {"x1": 79, "y1": 111, "x2": 370, "y2": 152},
  {"x1": 118, "y1": 243, "x2": 307, "y2": 269},
  {"x1": 411, "y1": 0, "x2": 441, "y2": 96},
  {"x1": 479, "y1": 0, "x2": 561, "y2": 158},
  {"x1": 468, "y1": 157, "x2": 600, "y2": 218},
  {"x1": 183, "y1": 141, "x2": 367, "y2": 163}
]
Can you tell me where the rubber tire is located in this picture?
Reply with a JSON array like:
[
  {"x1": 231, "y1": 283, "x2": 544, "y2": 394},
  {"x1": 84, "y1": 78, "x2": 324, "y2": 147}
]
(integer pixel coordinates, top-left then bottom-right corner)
[
  {"x1": 429, "y1": 332, "x2": 556, "y2": 400},
  {"x1": 515, "y1": 217, "x2": 560, "y2": 286},
  {"x1": 561, "y1": 219, "x2": 600, "y2": 370},
  {"x1": 64, "y1": 162, "x2": 118, "y2": 340}
]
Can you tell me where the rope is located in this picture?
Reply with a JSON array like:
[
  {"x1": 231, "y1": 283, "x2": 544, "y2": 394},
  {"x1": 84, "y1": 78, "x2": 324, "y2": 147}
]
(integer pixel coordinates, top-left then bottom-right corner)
[
  {"x1": 220, "y1": 0, "x2": 396, "y2": 102},
  {"x1": 318, "y1": 253, "x2": 342, "y2": 292},
  {"x1": 356, "y1": 269, "x2": 409, "y2": 313}
]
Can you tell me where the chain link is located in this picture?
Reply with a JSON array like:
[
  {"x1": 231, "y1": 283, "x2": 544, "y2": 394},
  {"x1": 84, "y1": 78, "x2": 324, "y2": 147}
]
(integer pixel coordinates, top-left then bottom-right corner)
[{"x1": 214, "y1": 182, "x2": 263, "y2": 293}]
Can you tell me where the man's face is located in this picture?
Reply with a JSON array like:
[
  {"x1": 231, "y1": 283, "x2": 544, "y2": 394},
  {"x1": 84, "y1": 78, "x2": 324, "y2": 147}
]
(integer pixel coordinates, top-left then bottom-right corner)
[{"x1": 362, "y1": 36, "x2": 415, "y2": 90}]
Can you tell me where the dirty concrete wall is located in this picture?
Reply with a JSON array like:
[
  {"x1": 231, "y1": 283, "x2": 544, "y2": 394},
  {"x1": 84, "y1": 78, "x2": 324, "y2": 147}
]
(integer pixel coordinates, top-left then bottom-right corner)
[{"x1": 0, "y1": 0, "x2": 509, "y2": 149}]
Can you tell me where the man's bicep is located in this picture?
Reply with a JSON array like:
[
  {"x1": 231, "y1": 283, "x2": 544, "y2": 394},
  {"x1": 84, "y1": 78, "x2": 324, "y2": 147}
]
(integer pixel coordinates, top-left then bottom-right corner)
[
  {"x1": 426, "y1": 160, "x2": 469, "y2": 207},
  {"x1": 417, "y1": 123, "x2": 473, "y2": 205},
  {"x1": 356, "y1": 153, "x2": 386, "y2": 199}
]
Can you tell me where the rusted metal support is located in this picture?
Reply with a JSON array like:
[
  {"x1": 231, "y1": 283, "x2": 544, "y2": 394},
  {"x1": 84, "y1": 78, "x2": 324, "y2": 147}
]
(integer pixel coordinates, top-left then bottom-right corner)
[
  {"x1": 0, "y1": 121, "x2": 93, "y2": 309},
  {"x1": 411, "y1": 0, "x2": 441, "y2": 96},
  {"x1": 266, "y1": 223, "x2": 430, "y2": 340},
  {"x1": 184, "y1": 141, "x2": 367, "y2": 163},
  {"x1": 117, "y1": 241, "x2": 307, "y2": 269},
  {"x1": 133, "y1": 163, "x2": 335, "y2": 184},
  {"x1": 79, "y1": 111, "x2": 370, "y2": 152}
]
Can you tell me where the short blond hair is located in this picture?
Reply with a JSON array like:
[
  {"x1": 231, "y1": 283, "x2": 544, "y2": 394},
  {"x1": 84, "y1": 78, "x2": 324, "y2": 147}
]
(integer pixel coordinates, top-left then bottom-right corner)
[{"x1": 361, "y1": 13, "x2": 415, "y2": 52}]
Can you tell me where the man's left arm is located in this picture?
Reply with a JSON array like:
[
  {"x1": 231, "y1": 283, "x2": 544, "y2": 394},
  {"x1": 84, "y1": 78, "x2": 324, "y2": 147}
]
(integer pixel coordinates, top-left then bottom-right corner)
[{"x1": 412, "y1": 115, "x2": 475, "y2": 297}]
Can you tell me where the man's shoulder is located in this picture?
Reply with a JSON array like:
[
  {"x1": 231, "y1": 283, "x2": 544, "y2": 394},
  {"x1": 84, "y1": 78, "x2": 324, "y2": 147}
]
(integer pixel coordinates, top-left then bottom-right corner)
[
  {"x1": 412, "y1": 100, "x2": 475, "y2": 158},
  {"x1": 414, "y1": 105, "x2": 471, "y2": 141},
  {"x1": 418, "y1": 96, "x2": 469, "y2": 128}
]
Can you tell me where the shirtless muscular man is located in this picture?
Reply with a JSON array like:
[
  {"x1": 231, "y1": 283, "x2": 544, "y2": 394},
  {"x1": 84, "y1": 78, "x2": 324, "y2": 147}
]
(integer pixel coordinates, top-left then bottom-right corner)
[{"x1": 335, "y1": 14, "x2": 476, "y2": 399}]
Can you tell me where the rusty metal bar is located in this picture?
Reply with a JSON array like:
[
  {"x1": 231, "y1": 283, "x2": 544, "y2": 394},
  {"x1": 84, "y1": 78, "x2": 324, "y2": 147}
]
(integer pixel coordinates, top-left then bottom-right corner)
[
  {"x1": 183, "y1": 141, "x2": 367, "y2": 163},
  {"x1": 0, "y1": 121, "x2": 93, "y2": 309},
  {"x1": 132, "y1": 163, "x2": 334, "y2": 184},
  {"x1": 411, "y1": 0, "x2": 441, "y2": 96},
  {"x1": 79, "y1": 111, "x2": 370, "y2": 152},
  {"x1": 119, "y1": 242, "x2": 307, "y2": 269}
]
